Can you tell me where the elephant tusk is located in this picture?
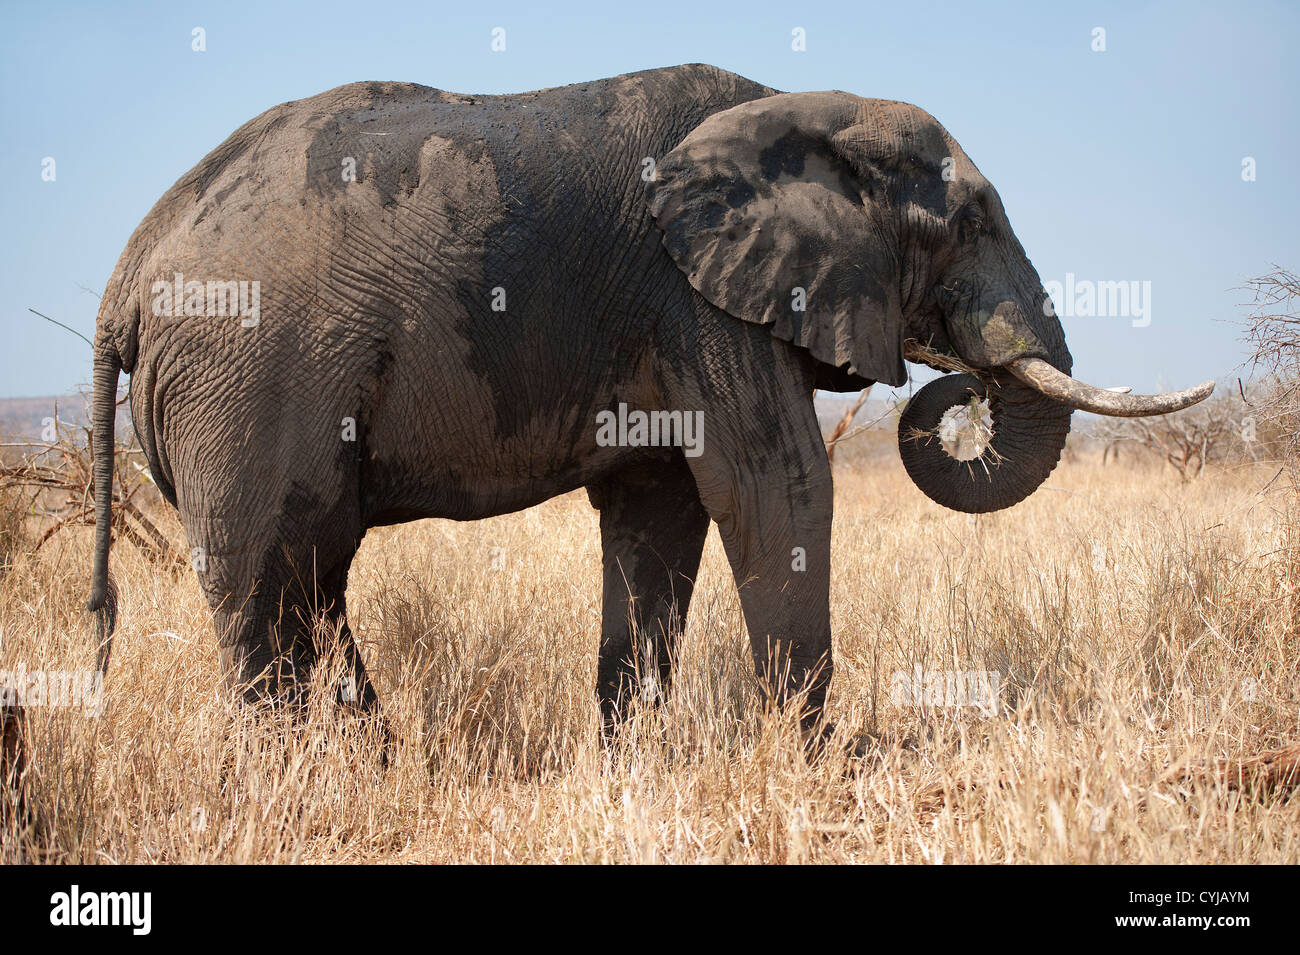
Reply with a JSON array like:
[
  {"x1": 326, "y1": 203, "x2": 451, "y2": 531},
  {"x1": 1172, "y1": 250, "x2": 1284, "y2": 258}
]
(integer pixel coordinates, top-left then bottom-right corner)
[
  {"x1": 1008, "y1": 357, "x2": 1214, "y2": 417},
  {"x1": 1105, "y1": 386, "x2": 1132, "y2": 394}
]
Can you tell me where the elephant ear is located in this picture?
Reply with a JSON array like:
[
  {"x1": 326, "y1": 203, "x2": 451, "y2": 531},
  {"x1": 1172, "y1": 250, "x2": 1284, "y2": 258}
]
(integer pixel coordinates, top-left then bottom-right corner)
[{"x1": 647, "y1": 92, "x2": 906, "y2": 387}]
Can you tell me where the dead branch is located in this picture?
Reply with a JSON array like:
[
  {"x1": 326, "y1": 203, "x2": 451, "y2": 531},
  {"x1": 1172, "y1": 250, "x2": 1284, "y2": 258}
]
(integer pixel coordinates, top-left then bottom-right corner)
[
  {"x1": 0, "y1": 401, "x2": 183, "y2": 570},
  {"x1": 1162, "y1": 742, "x2": 1300, "y2": 797},
  {"x1": 825, "y1": 388, "x2": 871, "y2": 463}
]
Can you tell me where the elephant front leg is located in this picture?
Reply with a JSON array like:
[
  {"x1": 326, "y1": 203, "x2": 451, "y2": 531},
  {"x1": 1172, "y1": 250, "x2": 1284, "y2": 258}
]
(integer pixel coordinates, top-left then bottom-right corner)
[
  {"x1": 722, "y1": 479, "x2": 834, "y2": 740},
  {"x1": 587, "y1": 456, "x2": 710, "y2": 737},
  {"x1": 678, "y1": 371, "x2": 836, "y2": 742}
]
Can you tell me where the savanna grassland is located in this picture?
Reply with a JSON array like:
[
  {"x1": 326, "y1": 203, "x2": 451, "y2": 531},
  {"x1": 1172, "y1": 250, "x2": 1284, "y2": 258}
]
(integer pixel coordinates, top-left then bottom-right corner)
[{"x1": 2, "y1": 441, "x2": 1298, "y2": 863}]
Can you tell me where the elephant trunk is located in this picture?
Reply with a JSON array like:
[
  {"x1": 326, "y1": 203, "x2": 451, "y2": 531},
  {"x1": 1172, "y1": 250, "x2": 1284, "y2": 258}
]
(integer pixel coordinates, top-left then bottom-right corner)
[{"x1": 898, "y1": 372, "x2": 1071, "y2": 514}]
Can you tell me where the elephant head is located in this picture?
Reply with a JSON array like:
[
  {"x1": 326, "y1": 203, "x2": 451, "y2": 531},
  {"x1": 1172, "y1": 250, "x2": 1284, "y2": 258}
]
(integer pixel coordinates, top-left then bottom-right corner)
[{"x1": 647, "y1": 92, "x2": 1212, "y2": 512}]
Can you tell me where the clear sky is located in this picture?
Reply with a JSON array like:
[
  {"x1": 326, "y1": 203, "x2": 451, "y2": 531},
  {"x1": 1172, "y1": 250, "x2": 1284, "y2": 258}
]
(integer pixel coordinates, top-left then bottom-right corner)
[{"x1": 2, "y1": 0, "x2": 1296, "y2": 397}]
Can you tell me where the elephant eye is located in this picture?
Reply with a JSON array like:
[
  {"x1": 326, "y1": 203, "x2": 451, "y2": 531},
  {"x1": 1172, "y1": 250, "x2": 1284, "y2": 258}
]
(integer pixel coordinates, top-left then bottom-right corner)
[{"x1": 956, "y1": 206, "x2": 985, "y2": 244}]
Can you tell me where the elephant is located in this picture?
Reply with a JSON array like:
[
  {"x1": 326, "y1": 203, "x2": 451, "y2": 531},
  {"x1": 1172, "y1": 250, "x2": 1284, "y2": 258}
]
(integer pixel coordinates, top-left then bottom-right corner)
[{"x1": 84, "y1": 64, "x2": 1211, "y2": 743}]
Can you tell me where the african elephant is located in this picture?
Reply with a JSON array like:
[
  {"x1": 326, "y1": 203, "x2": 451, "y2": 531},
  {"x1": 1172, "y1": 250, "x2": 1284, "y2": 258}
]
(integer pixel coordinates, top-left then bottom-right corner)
[{"x1": 85, "y1": 64, "x2": 1211, "y2": 741}]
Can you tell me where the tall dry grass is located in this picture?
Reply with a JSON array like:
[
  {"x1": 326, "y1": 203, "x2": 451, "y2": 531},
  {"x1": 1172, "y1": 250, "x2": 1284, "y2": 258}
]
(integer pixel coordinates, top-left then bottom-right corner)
[{"x1": 1, "y1": 449, "x2": 1297, "y2": 863}]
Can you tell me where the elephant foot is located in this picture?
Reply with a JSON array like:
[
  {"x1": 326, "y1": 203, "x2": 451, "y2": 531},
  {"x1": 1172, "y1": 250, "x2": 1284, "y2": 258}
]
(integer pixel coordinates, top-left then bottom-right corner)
[
  {"x1": 355, "y1": 711, "x2": 395, "y2": 772},
  {"x1": 843, "y1": 730, "x2": 921, "y2": 763}
]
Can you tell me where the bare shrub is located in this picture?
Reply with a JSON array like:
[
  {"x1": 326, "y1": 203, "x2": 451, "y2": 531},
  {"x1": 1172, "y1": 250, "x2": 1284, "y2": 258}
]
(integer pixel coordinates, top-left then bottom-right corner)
[
  {"x1": 1238, "y1": 266, "x2": 1300, "y2": 630},
  {"x1": 1092, "y1": 391, "x2": 1258, "y2": 480},
  {"x1": 0, "y1": 392, "x2": 182, "y2": 572},
  {"x1": 1240, "y1": 267, "x2": 1300, "y2": 464},
  {"x1": 0, "y1": 487, "x2": 29, "y2": 579}
]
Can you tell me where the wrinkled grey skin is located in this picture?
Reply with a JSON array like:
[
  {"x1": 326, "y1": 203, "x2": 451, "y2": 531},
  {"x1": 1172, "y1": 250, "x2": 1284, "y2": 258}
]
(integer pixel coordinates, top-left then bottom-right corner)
[{"x1": 87, "y1": 64, "x2": 1074, "y2": 739}]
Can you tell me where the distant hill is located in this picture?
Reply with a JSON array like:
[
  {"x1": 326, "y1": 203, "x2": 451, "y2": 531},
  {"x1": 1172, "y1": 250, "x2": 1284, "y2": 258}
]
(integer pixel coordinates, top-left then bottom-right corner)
[
  {"x1": 1, "y1": 393, "x2": 890, "y2": 439},
  {"x1": 0, "y1": 394, "x2": 134, "y2": 443},
  {"x1": 1, "y1": 388, "x2": 1098, "y2": 474},
  {"x1": 0, "y1": 391, "x2": 899, "y2": 452}
]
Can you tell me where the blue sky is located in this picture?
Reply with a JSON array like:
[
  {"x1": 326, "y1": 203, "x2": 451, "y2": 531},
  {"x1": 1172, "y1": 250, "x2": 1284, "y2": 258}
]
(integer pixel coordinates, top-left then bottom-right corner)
[{"x1": 2, "y1": 0, "x2": 1296, "y2": 397}]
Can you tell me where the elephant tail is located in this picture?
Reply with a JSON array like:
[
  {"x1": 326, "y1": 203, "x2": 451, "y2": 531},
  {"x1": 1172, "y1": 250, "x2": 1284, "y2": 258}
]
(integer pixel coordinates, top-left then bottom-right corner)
[{"x1": 85, "y1": 337, "x2": 121, "y2": 675}]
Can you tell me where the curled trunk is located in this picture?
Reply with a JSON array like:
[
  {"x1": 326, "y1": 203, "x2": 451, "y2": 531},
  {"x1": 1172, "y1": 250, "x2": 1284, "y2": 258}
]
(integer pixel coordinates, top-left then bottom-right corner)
[{"x1": 898, "y1": 373, "x2": 1071, "y2": 513}]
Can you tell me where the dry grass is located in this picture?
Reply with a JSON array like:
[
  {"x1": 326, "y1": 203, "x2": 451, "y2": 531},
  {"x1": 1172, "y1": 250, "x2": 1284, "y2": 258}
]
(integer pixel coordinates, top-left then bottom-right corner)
[{"x1": 2, "y1": 450, "x2": 1298, "y2": 863}]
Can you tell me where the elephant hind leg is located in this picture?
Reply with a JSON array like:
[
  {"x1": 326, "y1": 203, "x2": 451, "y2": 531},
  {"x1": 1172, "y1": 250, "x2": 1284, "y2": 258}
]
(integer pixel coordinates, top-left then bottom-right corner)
[
  {"x1": 187, "y1": 499, "x2": 377, "y2": 715},
  {"x1": 587, "y1": 454, "x2": 709, "y2": 736},
  {"x1": 289, "y1": 557, "x2": 380, "y2": 714}
]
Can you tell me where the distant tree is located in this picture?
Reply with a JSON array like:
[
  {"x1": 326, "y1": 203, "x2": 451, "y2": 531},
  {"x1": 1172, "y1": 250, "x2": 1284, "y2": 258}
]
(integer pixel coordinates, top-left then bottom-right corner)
[
  {"x1": 1240, "y1": 267, "x2": 1300, "y2": 465},
  {"x1": 1094, "y1": 392, "x2": 1253, "y2": 481}
]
